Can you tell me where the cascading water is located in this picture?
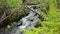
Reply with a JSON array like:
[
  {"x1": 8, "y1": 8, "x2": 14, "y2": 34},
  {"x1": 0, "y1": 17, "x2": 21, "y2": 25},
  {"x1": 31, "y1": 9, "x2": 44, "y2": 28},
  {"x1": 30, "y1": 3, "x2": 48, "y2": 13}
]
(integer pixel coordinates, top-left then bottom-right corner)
[
  {"x1": 11, "y1": 4, "x2": 42, "y2": 34},
  {"x1": 0, "y1": 4, "x2": 43, "y2": 34}
]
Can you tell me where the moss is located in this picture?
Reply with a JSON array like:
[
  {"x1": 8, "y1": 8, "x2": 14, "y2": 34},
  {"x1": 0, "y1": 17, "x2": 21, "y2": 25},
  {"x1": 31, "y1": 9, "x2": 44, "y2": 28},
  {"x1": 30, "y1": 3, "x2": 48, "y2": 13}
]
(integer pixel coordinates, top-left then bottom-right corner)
[{"x1": 0, "y1": 0, "x2": 29, "y2": 27}]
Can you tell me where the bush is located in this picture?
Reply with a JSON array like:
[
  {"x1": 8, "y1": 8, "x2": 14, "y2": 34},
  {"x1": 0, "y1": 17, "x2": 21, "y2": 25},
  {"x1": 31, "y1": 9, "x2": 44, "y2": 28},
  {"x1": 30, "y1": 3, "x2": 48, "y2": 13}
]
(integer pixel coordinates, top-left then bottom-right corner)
[{"x1": 24, "y1": 0, "x2": 60, "y2": 34}]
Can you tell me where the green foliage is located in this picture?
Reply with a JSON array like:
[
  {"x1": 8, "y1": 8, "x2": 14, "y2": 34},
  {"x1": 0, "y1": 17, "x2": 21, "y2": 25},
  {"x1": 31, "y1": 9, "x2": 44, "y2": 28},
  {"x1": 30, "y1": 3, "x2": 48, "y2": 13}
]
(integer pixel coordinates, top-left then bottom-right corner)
[
  {"x1": 24, "y1": 27, "x2": 41, "y2": 34},
  {"x1": 30, "y1": 0, "x2": 40, "y2": 4},
  {"x1": 24, "y1": 0, "x2": 41, "y2": 4},
  {"x1": 7, "y1": 0, "x2": 22, "y2": 8},
  {"x1": 0, "y1": 0, "x2": 60, "y2": 34},
  {"x1": 24, "y1": 0, "x2": 60, "y2": 34}
]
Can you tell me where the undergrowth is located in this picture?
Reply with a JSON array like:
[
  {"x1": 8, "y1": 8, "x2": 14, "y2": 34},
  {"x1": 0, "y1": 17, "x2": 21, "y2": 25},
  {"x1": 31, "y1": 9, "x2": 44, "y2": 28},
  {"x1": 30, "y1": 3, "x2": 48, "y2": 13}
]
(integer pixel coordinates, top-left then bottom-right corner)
[{"x1": 24, "y1": 0, "x2": 60, "y2": 34}]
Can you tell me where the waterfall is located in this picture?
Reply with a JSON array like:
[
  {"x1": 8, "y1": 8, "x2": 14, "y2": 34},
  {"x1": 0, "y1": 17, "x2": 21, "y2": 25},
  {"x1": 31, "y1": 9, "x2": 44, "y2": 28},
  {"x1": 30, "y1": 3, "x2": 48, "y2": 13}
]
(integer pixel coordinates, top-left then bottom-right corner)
[
  {"x1": 11, "y1": 4, "x2": 42, "y2": 34},
  {"x1": 0, "y1": 4, "x2": 43, "y2": 34}
]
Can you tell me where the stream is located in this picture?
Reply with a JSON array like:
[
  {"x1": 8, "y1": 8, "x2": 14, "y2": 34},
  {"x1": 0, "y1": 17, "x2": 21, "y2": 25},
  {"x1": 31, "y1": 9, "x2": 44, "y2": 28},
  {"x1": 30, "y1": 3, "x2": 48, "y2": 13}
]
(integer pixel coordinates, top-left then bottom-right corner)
[{"x1": 0, "y1": 4, "x2": 43, "y2": 34}]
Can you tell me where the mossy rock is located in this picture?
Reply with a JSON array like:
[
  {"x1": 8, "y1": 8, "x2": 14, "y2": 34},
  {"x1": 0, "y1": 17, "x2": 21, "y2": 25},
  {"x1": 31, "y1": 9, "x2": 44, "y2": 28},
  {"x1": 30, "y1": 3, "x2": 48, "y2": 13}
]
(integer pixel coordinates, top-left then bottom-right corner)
[{"x1": 0, "y1": 0, "x2": 29, "y2": 27}]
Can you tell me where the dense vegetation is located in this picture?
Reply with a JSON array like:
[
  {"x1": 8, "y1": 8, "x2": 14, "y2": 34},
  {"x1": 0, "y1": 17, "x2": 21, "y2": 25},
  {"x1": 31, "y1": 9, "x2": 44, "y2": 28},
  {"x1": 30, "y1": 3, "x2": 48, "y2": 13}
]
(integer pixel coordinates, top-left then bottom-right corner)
[
  {"x1": 0, "y1": 0, "x2": 60, "y2": 34},
  {"x1": 24, "y1": 0, "x2": 60, "y2": 34}
]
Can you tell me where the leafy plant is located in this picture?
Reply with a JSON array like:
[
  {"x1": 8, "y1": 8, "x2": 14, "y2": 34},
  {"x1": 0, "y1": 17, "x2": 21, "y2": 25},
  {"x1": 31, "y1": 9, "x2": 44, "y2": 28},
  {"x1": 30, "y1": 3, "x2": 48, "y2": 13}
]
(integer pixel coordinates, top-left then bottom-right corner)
[{"x1": 24, "y1": 0, "x2": 60, "y2": 34}]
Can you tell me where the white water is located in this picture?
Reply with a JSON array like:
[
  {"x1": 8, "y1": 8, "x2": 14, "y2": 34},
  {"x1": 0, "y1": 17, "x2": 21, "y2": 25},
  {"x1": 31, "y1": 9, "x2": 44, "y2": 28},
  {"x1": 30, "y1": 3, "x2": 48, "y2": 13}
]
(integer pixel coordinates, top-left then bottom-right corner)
[
  {"x1": 11, "y1": 4, "x2": 42, "y2": 34},
  {"x1": 0, "y1": 4, "x2": 42, "y2": 34}
]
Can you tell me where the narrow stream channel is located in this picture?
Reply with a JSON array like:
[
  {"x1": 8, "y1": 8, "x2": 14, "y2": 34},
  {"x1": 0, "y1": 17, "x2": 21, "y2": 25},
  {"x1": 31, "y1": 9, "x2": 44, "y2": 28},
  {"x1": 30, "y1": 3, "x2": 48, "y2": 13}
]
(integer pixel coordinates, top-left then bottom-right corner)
[
  {"x1": 11, "y1": 4, "x2": 42, "y2": 34},
  {"x1": 0, "y1": 4, "x2": 43, "y2": 34}
]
